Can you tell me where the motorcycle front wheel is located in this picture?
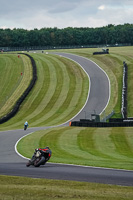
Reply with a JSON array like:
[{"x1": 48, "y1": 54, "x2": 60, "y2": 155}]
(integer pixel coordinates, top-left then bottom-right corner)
[{"x1": 26, "y1": 160, "x2": 31, "y2": 167}]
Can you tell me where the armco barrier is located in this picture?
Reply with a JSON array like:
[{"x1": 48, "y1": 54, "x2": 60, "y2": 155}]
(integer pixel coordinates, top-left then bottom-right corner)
[
  {"x1": 109, "y1": 118, "x2": 124, "y2": 122},
  {"x1": 0, "y1": 53, "x2": 37, "y2": 124}
]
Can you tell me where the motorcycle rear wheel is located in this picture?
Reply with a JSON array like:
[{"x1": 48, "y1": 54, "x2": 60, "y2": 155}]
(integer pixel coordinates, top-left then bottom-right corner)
[{"x1": 34, "y1": 156, "x2": 45, "y2": 167}]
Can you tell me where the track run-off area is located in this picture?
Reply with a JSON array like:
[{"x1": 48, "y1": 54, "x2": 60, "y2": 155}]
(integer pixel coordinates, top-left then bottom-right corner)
[{"x1": 0, "y1": 52, "x2": 133, "y2": 186}]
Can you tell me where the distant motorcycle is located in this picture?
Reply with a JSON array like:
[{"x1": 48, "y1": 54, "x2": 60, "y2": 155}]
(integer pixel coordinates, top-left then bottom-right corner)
[
  {"x1": 26, "y1": 147, "x2": 51, "y2": 167},
  {"x1": 24, "y1": 124, "x2": 28, "y2": 130},
  {"x1": 24, "y1": 121, "x2": 28, "y2": 130}
]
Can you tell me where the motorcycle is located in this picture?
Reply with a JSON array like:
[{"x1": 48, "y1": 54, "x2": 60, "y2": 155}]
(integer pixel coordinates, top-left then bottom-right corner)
[
  {"x1": 24, "y1": 124, "x2": 28, "y2": 130},
  {"x1": 26, "y1": 150, "x2": 47, "y2": 167}
]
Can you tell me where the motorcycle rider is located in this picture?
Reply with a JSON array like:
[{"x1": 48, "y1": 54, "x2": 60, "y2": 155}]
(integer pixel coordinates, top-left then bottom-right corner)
[
  {"x1": 24, "y1": 121, "x2": 28, "y2": 130},
  {"x1": 27, "y1": 146, "x2": 52, "y2": 166},
  {"x1": 24, "y1": 121, "x2": 28, "y2": 126},
  {"x1": 36, "y1": 147, "x2": 52, "y2": 162}
]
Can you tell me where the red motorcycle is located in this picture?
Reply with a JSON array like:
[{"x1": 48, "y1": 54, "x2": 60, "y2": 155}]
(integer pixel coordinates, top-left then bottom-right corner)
[{"x1": 26, "y1": 147, "x2": 51, "y2": 167}]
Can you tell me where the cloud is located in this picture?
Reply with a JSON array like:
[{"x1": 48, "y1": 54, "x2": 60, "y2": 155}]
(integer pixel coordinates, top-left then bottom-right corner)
[
  {"x1": 47, "y1": 1, "x2": 78, "y2": 13},
  {"x1": 0, "y1": 0, "x2": 133, "y2": 29},
  {"x1": 98, "y1": 5, "x2": 105, "y2": 10}
]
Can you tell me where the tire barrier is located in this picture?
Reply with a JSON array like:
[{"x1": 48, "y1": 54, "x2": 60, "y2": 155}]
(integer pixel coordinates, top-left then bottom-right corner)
[
  {"x1": 71, "y1": 119, "x2": 133, "y2": 127},
  {"x1": 0, "y1": 53, "x2": 37, "y2": 124},
  {"x1": 93, "y1": 52, "x2": 109, "y2": 55},
  {"x1": 109, "y1": 118, "x2": 123, "y2": 122},
  {"x1": 93, "y1": 49, "x2": 109, "y2": 55},
  {"x1": 71, "y1": 117, "x2": 133, "y2": 128},
  {"x1": 121, "y1": 61, "x2": 128, "y2": 119},
  {"x1": 109, "y1": 118, "x2": 133, "y2": 122}
]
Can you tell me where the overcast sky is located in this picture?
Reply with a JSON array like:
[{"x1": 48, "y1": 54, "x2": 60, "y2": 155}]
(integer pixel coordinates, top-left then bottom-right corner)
[{"x1": 0, "y1": 0, "x2": 133, "y2": 29}]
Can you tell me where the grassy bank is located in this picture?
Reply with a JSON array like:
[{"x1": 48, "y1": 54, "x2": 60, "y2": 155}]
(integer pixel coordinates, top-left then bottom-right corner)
[
  {"x1": 1, "y1": 47, "x2": 133, "y2": 199},
  {"x1": 17, "y1": 126, "x2": 133, "y2": 170},
  {"x1": 0, "y1": 47, "x2": 133, "y2": 130},
  {"x1": 0, "y1": 53, "x2": 89, "y2": 130},
  {"x1": 0, "y1": 54, "x2": 32, "y2": 118},
  {"x1": 0, "y1": 175, "x2": 133, "y2": 200}
]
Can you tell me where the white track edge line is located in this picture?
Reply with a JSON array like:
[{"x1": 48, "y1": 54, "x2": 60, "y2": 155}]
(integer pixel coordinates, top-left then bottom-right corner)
[{"x1": 15, "y1": 132, "x2": 34, "y2": 160}]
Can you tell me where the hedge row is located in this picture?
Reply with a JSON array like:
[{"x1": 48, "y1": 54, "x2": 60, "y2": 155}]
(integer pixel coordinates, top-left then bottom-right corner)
[{"x1": 0, "y1": 53, "x2": 37, "y2": 124}]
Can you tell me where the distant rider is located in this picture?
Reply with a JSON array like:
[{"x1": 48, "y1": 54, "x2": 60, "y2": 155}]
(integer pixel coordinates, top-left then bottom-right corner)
[
  {"x1": 24, "y1": 121, "x2": 28, "y2": 130},
  {"x1": 24, "y1": 121, "x2": 28, "y2": 126}
]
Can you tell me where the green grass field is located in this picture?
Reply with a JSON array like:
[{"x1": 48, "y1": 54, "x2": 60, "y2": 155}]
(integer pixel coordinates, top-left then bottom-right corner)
[
  {"x1": 1, "y1": 47, "x2": 133, "y2": 170},
  {"x1": 1, "y1": 46, "x2": 133, "y2": 129},
  {"x1": 0, "y1": 53, "x2": 89, "y2": 130},
  {"x1": 0, "y1": 54, "x2": 32, "y2": 118},
  {"x1": 17, "y1": 126, "x2": 133, "y2": 170},
  {"x1": 0, "y1": 47, "x2": 133, "y2": 199},
  {"x1": 0, "y1": 175, "x2": 133, "y2": 200}
]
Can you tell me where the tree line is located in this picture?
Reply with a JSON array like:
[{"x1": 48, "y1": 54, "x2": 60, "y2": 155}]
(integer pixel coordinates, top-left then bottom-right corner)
[{"x1": 0, "y1": 24, "x2": 133, "y2": 47}]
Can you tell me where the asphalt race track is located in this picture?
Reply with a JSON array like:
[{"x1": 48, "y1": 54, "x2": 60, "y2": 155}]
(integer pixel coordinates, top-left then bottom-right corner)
[
  {"x1": 0, "y1": 53, "x2": 133, "y2": 186},
  {"x1": 53, "y1": 52, "x2": 110, "y2": 121}
]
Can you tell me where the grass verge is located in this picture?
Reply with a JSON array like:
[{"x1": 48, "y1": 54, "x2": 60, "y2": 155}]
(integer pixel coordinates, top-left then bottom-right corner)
[
  {"x1": 1, "y1": 47, "x2": 133, "y2": 129},
  {"x1": 0, "y1": 54, "x2": 32, "y2": 118},
  {"x1": 0, "y1": 53, "x2": 89, "y2": 130},
  {"x1": 17, "y1": 126, "x2": 133, "y2": 170},
  {"x1": 0, "y1": 175, "x2": 133, "y2": 200}
]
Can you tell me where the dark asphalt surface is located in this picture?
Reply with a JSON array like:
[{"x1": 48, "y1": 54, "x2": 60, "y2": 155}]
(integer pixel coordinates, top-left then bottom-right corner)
[{"x1": 0, "y1": 53, "x2": 133, "y2": 186}]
